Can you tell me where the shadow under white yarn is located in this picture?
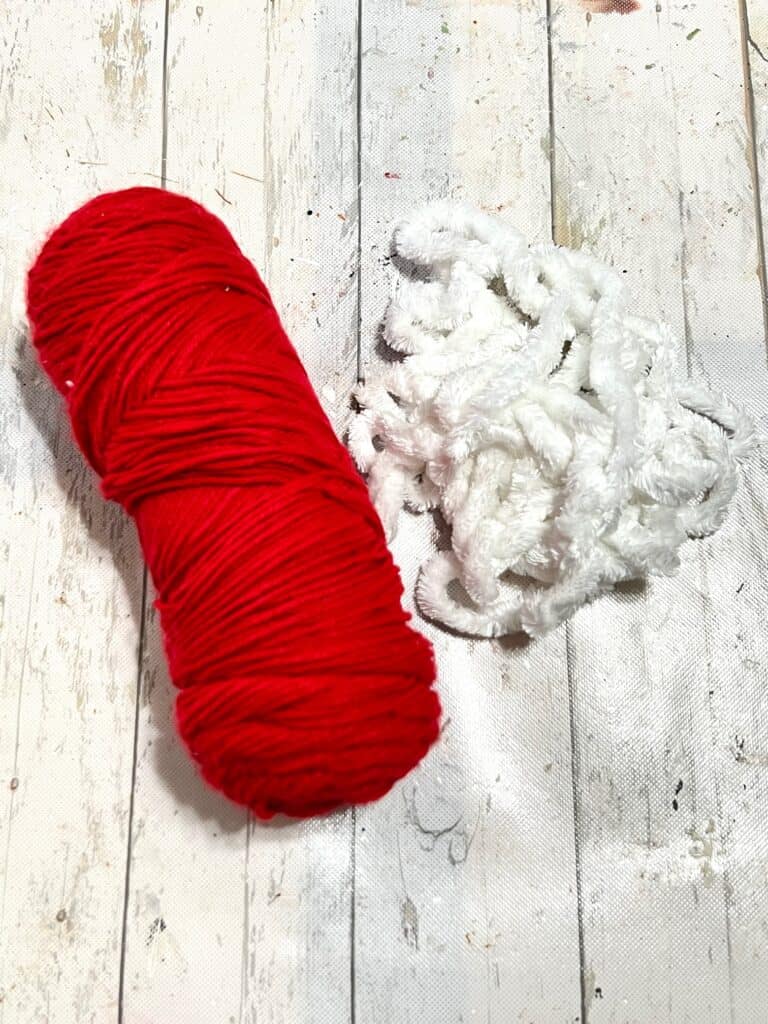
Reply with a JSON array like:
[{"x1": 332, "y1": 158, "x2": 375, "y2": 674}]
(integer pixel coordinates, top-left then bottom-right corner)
[{"x1": 349, "y1": 202, "x2": 755, "y2": 639}]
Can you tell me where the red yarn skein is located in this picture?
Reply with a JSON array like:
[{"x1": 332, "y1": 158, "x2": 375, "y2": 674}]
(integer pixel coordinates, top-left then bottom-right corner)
[{"x1": 27, "y1": 187, "x2": 440, "y2": 819}]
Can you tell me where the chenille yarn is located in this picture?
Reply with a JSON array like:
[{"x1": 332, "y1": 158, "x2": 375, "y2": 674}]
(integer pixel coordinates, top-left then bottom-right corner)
[
  {"x1": 27, "y1": 187, "x2": 440, "y2": 820},
  {"x1": 350, "y1": 202, "x2": 755, "y2": 639}
]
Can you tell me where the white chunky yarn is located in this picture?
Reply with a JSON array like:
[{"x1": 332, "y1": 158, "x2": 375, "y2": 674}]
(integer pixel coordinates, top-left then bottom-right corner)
[{"x1": 349, "y1": 202, "x2": 755, "y2": 639}]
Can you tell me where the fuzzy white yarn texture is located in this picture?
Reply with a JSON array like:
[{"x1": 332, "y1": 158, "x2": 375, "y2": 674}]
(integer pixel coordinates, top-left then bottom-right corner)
[{"x1": 348, "y1": 202, "x2": 755, "y2": 639}]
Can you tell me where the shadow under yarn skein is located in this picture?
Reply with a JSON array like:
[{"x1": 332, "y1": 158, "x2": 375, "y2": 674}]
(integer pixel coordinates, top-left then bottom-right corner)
[{"x1": 27, "y1": 187, "x2": 440, "y2": 820}]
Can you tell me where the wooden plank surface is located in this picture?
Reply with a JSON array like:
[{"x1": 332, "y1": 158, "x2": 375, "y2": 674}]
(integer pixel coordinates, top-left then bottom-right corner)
[
  {"x1": 648, "y1": 3, "x2": 768, "y2": 1016},
  {"x1": 120, "y1": 2, "x2": 359, "y2": 1022},
  {"x1": 354, "y1": 3, "x2": 582, "y2": 1021},
  {"x1": 1, "y1": 2, "x2": 767, "y2": 1022},
  {"x1": 244, "y1": 2, "x2": 359, "y2": 1020},
  {"x1": 674, "y1": 2, "x2": 768, "y2": 1014},
  {"x1": 747, "y1": 0, "x2": 768, "y2": 334},
  {"x1": 0, "y1": 4, "x2": 164, "y2": 1022},
  {"x1": 118, "y1": 6, "x2": 256, "y2": 1021},
  {"x1": 552, "y1": 1, "x2": 768, "y2": 1021}
]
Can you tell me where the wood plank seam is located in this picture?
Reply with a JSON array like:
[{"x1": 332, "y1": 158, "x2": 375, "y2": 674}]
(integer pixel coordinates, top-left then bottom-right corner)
[
  {"x1": 351, "y1": 10, "x2": 364, "y2": 1015},
  {"x1": 547, "y1": 2, "x2": 588, "y2": 1019},
  {"x1": 737, "y1": 0, "x2": 768, "y2": 358},
  {"x1": 117, "y1": 3, "x2": 170, "y2": 1020},
  {"x1": 565, "y1": 628, "x2": 588, "y2": 1024},
  {"x1": 116, "y1": 573, "x2": 148, "y2": 1024}
]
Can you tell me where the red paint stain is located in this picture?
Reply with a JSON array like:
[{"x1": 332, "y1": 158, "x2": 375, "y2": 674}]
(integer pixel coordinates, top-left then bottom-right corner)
[{"x1": 580, "y1": 0, "x2": 641, "y2": 12}]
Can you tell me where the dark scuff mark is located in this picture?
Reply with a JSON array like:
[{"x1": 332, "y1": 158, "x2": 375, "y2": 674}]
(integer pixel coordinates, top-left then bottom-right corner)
[
  {"x1": 672, "y1": 778, "x2": 683, "y2": 811},
  {"x1": 579, "y1": 0, "x2": 641, "y2": 13},
  {"x1": 147, "y1": 916, "x2": 166, "y2": 945}
]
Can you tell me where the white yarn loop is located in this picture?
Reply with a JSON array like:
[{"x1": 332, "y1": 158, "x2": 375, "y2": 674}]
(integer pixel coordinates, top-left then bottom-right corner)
[{"x1": 349, "y1": 202, "x2": 755, "y2": 638}]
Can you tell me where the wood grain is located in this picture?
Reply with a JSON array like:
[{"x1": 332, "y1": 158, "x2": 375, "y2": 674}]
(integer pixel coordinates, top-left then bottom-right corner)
[
  {"x1": 354, "y1": 3, "x2": 581, "y2": 1021},
  {"x1": 246, "y1": 3, "x2": 358, "y2": 1021},
  {"x1": 746, "y1": 0, "x2": 768, "y2": 347},
  {"x1": 120, "y1": 2, "x2": 359, "y2": 1022},
  {"x1": 551, "y1": 1, "x2": 768, "y2": 1020},
  {"x1": 676, "y1": 1, "x2": 768, "y2": 1013},
  {"x1": 1, "y1": 2, "x2": 766, "y2": 1021},
  {"x1": 120, "y1": 8, "x2": 259, "y2": 1018},
  {"x1": 0, "y1": 3, "x2": 164, "y2": 1022}
]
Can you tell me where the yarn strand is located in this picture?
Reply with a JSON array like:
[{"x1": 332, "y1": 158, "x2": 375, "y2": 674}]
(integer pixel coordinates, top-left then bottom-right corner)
[
  {"x1": 27, "y1": 187, "x2": 440, "y2": 820},
  {"x1": 350, "y1": 201, "x2": 755, "y2": 639}
]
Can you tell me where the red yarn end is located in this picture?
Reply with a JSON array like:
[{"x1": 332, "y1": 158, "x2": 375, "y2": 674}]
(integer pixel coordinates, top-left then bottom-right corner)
[{"x1": 27, "y1": 187, "x2": 440, "y2": 820}]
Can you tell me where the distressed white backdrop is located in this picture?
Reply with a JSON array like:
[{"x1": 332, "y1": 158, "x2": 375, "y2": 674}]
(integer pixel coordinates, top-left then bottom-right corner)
[{"x1": 1, "y1": 1, "x2": 767, "y2": 1022}]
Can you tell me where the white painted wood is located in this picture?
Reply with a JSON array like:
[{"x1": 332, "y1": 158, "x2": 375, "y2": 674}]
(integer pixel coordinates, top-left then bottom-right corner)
[
  {"x1": 550, "y1": 8, "x2": 734, "y2": 1019},
  {"x1": 0, "y1": 4, "x2": 164, "y2": 1023},
  {"x1": 119, "y1": 10, "x2": 258, "y2": 1019},
  {"x1": 355, "y1": 3, "x2": 582, "y2": 1021},
  {"x1": 247, "y1": 2, "x2": 358, "y2": 1021},
  {"x1": 3, "y1": 3, "x2": 767, "y2": 1022},
  {"x1": 671, "y1": 2, "x2": 768, "y2": 1015},
  {"x1": 747, "y1": 0, "x2": 768, "y2": 327},
  {"x1": 551, "y1": 1, "x2": 768, "y2": 1020},
  {"x1": 121, "y1": 2, "x2": 358, "y2": 1022}
]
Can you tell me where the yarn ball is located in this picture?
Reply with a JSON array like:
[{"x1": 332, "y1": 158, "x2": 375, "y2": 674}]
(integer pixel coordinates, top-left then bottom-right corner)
[
  {"x1": 350, "y1": 202, "x2": 754, "y2": 638},
  {"x1": 27, "y1": 187, "x2": 440, "y2": 820}
]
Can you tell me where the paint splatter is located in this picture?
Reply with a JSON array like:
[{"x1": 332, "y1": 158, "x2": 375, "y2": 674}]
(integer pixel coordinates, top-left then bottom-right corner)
[{"x1": 580, "y1": 0, "x2": 641, "y2": 13}]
